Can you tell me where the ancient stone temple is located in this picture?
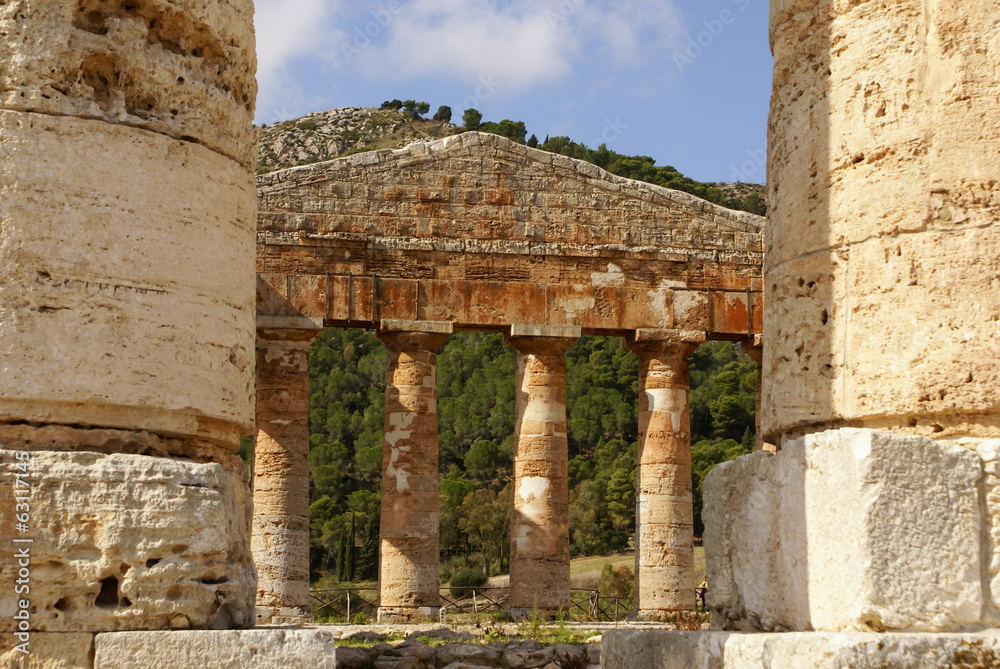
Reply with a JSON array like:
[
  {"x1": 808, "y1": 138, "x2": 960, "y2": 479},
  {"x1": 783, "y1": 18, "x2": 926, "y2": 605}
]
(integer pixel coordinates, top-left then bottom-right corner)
[
  {"x1": 253, "y1": 132, "x2": 765, "y2": 621},
  {"x1": 0, "y1": 0, "x2": 273, "y2": 663},
  {"x1": 605, "y1": 0, "x2": 1000, "y2": 665}
]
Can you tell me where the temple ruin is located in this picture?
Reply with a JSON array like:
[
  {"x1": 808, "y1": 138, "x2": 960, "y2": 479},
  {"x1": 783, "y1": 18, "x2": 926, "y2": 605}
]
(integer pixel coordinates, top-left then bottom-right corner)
[
  {"x1": 3, "y1": 0, "x2": 1000, "y2": 665},
  {"x1": 252, "y1": 132, "x2": 764, "y2": 622}
]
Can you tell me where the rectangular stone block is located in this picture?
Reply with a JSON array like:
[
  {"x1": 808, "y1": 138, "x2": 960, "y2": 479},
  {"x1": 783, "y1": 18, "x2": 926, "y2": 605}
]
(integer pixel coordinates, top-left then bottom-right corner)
[
  {"x1": 0, "y1": 451, "x2": 255, "y2": 632},
  {"x1": 602, "y1": 630, "x2": 1000, "y2": 669},
  {"x1": 705, "y1": 429, "x2": 983, "y2": 632},
  {"x1": 0, "y1": 633, "x2": 94, "y2": 669},
  {"x1": 93, "y1": 629, "x2": 337, "y2": 669}
]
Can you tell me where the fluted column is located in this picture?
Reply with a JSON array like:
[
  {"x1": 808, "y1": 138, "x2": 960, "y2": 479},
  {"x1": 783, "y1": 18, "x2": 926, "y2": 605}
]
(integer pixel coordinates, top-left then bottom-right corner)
[
  {"x1": 506, "y1": 324, "x2": 580, "y2": 617},
  {"x1": 627, "y1": 330, "x2": 702, "y2": 617},
  {"x1": 376, "y1": 321, "x2": 452, "y2": 623},
  {"x1": 252, "y1": 323, "x2": 321, "y2": 625}
]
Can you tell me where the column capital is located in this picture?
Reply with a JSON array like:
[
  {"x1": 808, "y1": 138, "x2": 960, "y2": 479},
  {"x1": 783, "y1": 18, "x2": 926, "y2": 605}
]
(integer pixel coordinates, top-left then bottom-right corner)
[
  {"x1": 377, "y1": 320, "x2": 452, "y2": 353},
  {"x1": 256, "y1": 316, "x2": 323, "y2": 346},
  {"x1": 626, "y1": 329, "x2": 704, "y2": 360},
  {"x1": 505, "y1": 323, "x2": 581, "y2": 357},
  {"x1": 739, "y1": 335, "x2": 764, "y2": 365}
]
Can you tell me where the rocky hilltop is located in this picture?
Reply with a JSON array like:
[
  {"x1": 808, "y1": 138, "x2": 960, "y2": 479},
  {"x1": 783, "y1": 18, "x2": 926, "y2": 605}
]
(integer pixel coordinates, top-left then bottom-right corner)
[{"x1": 257, "y1": 107, "x2": 458, "y2": 174}]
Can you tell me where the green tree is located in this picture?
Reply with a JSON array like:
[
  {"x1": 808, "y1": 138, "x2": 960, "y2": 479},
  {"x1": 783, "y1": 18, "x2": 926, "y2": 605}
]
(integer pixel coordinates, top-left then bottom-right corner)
[
  {"x1": 433, "y1": 105, "x2": 453, "y2": 122},
  {"x1": 458, "y1": 483, "x2": 512, "y2": 576},
  {"x1": 462, "y1": 108, "x2": 483, "y2": 131},
  {"x1": 356, "y1": 512, "x2": 379, "y2": 581},
  {"x1": 479, "y1": 119, "x2": 528, "y2": 144},
  {"x1": 402, "y1": 100, "x2": 430, "y2": 119}
]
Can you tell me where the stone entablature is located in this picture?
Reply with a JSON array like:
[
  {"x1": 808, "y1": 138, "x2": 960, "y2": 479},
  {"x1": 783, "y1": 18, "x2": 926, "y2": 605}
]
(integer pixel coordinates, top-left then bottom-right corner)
[{"x1": 256, "y1": 132, "x2": 764, "y2": 339}]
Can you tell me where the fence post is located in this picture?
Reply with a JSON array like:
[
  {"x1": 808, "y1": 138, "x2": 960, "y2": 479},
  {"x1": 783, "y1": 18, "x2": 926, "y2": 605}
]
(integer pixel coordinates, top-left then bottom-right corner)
[{"x1": 347, "y1": 590, "x2": 351, "y2": 622}]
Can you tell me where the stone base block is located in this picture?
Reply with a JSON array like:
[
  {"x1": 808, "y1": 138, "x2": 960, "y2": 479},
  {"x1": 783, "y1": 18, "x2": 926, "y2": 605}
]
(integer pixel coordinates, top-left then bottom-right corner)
[
  {"x1": 705, "y1": 429, "x2": 984, "y2": 632},
  {"x1": 255, "y1": 606, "x2": 311, "y2": 626},
  {"x1": 0, "y1": 451, "x2": 255, "y2": 632},
  {"x1": 0, "y1": 633, "x2": 94, "y2": 669},
  {"x1": 93, "y1": 629, "x2": 337, "y2": 669},
  {"x1": 378, "y1": 607, "x2": 443, "y2": 624},
  {"x1": 602, "y1": 630, "x2": 1000, "y2": 669}
]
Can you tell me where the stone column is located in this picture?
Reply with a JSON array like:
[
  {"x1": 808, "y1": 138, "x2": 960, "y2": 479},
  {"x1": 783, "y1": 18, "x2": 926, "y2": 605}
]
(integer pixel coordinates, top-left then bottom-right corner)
[
  {"x1": 764, "y1": 0, "x2": 1000, "y2": 446},
  {"x1": 0, "y1": 0, "x2": 258, "y2": 640},
  {"x1": 376, "y1": 320, "x2": 453, "y2": 623},
  {"x1": 739, "y1": 335, "x2": 771, "y2": 453},
  {"x1": 627, "y1": 330, "x2": 702, "y2": 618},
  {"x1": 252, "y1": 320, "x2": 322, "y2": 625},
  {"x1": 505, "y1": 324, "x2": 580, "y2": 618}
]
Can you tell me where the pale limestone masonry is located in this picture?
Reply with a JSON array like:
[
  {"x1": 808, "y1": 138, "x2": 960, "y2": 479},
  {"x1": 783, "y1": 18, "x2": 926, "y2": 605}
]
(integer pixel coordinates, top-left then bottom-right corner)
[
  {"x1": 705, "y1": 429, "x2": 984, "y2": 633},
  {"x1": 0, "y1": 451, "x2": 255, "y2": 632},
  {"x1": 0, "y1": 0, "x2": 258, "y2": 168},
  {"x1": 627, "y1": 333, "x2": 703, "y2": 617},
  {"x1": 94, "y1": 629, "x2": 338, "y2": 668},
  {"x1": 602, "y1": 630, "x2": 1000, "y2": 669},
  {"x1": 376, "y1": 321, "x2": 452, "y2": 623},
  {"x1": 251, "y1": 323, "x2": 321, "y2": 625},
  {"x1": 506, "y1": 325, "x2": 579, "y2": 617},
  {"x1": 0, "y1": 0, "x2": 258, "y2": 651},
  {"x1": 763, "y1": 0, "x2": 1000, "y2": 445},
  {"x1": 0, "y1": 111, "x2": 257, "y2": 447}
]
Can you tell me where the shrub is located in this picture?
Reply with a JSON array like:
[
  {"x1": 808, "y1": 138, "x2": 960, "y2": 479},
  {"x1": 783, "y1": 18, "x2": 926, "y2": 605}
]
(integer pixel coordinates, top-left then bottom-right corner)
[{"x1": 449, "y1": 568, "x2": 488, "y2": 597}]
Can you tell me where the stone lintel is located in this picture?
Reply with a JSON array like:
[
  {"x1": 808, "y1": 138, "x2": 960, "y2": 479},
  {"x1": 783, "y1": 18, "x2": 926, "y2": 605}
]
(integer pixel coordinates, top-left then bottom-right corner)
[
  {"x1": 379, "y1": 319, "x2": 454, "y2": 335},
  {"x1": 510, "y1": 323, "x2": 583, "y2": 339},
  {"x1": 94, "y1": 630, "x2": 338, "y2": 669},
  {"x1": 602, "y1": 630, "x2": 1000, "y2": 669}
]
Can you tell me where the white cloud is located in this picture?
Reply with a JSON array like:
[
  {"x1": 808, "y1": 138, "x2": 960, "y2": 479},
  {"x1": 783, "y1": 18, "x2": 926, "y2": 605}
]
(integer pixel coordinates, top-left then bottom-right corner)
[
  {"x1": 252, "y1": 0, "x2": 688, "y2": 118},
  {"x1": 358, "y1": 0, "x2": 688, "y2": 92},
  {"x1": 253, "y1": 0, "x2": 344, "y2": 122}
]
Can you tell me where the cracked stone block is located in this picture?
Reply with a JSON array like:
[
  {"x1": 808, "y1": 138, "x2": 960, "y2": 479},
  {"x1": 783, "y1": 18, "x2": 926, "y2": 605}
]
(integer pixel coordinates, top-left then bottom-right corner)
[
  {"x1": 0, "y1": 451, "x2": 255, "y2": 632},
  {"x1": 705, "y1": 429, "x2": 983, "y2": 632}
]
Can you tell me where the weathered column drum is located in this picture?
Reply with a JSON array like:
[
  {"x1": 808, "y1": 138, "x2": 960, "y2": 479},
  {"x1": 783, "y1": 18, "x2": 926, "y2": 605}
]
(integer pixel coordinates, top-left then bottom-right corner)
[{"x1": 0, "y1": 0, "x2": 259, "y2": 632}]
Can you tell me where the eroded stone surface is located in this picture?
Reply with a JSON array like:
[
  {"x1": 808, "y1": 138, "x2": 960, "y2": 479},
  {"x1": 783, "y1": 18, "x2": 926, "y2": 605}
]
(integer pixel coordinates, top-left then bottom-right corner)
[
  {"x1": 0, "y1": 451, "x2": 255, "y2": 632},
  {"x1": 628, "y1": 337, "x2": 701, "y2": 615},
  {"x1": 252, "y1": 330, "x2": 319, "y2": 624},
  {"x1": 377, "y1": 327, "x2": 450, "y2": 620},
  {"x1": 93, "y1": 629, "x2": 337, "y2": 668},
  {"x1": 0, "y1": 110, "x2": 256, "y2": 447},
  {"x1": 506, "y1": 331, "x2": 576, "y2": 615},
  {"x1": 763, "y1": 0, "x2": 1000, "y2": 444},
  {"x1": 705, "y1": 429, "x2": 983, "y2": 632},
  {"x1": 602, "y1": 630, "x2": 1000, "y2": 669},
  {"x1": 256, "y1": 132, "x2": 764, "y2": 339},
  {"x1": 0, "y1": 633, "x2": 94, "y2": 669},
  {"x1": 0, "y1": 0, "x2": 257, "y2": 167}
]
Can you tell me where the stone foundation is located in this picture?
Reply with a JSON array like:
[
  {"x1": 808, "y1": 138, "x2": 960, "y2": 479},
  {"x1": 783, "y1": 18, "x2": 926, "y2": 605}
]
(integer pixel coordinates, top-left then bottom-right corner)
[
  {"x1": 0, "y1": 451, "x2": 255, "y2": 632},
  {"x1": 705, "y1": 429, "x2": 987, "y2": 633},
  {"x1": 602, "y1": 630, "x2": 1000, "y2": 669}
]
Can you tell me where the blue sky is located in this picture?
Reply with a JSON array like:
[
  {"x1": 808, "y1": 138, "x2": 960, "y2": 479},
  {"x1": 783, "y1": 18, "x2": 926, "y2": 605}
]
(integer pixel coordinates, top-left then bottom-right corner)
[{"x1": 253, "y1": 0, "x2": 772, "y2": 184}]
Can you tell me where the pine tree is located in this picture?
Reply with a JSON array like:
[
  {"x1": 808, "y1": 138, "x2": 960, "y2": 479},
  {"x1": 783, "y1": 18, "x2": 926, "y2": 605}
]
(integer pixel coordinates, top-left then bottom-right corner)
[{"x1": 357, "y1": 512, "x2": 379, "y2": 581}]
